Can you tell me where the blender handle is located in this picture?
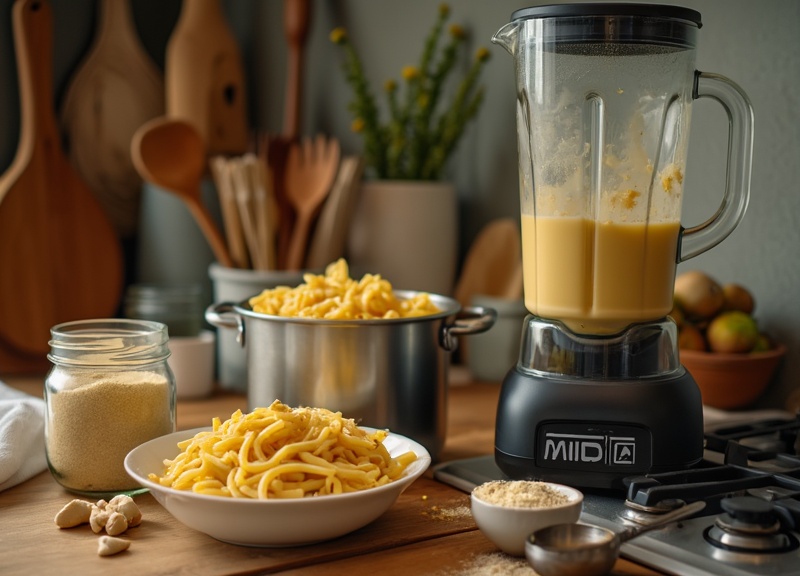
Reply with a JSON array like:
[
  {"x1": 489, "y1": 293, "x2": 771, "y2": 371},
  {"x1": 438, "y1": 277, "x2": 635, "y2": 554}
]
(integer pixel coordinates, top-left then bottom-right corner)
[{"x1": 680, "y1": 71, "x2": 754, "y2": 262}]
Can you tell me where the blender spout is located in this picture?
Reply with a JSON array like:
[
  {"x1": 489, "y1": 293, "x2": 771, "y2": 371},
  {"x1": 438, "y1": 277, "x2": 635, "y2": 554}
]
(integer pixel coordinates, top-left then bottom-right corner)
[{"x1": 491, "y1": 21, "x2": 519, "y2": 56}]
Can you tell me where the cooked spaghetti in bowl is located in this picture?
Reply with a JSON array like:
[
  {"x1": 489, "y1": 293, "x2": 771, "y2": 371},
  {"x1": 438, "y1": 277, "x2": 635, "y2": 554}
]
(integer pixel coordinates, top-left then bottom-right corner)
[
  {"x1": 124, "y1": 402, "x2": 430, "y2": 546},
  {"x1": 147, "y1": 400, "x2": 418, "y2": 499}
]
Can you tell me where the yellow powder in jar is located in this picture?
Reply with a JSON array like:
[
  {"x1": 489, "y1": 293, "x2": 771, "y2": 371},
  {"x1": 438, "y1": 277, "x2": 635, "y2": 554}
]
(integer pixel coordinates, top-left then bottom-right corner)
[
  {"x1": 472, "y1": 480, "x2": 570, "y2": 508},
  {"x1": 46, "y1": 371, "x2": 173, "y2": 493}
]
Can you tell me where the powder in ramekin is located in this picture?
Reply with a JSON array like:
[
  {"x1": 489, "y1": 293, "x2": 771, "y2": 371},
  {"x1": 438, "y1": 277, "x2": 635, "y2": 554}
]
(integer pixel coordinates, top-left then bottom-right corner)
[{"x1": 473, "y1": 480, "x2": 570, "y2": 508}]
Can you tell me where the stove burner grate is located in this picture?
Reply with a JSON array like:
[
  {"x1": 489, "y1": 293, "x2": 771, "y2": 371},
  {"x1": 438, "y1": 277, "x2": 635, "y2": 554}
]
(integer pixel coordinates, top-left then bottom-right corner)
[
  {"x1": 623, "y1": 416, "x2": 800, "y2": 528},
  {"x1": 705, "y1": 415, "x2": 800, "y2": 460}
]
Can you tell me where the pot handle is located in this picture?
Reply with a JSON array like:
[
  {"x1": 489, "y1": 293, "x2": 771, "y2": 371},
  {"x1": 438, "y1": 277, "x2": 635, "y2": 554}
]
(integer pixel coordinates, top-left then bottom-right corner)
[
  {"x1": 205, "y1": 302, "x2": 246, "y2": 347},
  {"x1": 440, "y1": 305, "x2": 497, "y2": 352}
]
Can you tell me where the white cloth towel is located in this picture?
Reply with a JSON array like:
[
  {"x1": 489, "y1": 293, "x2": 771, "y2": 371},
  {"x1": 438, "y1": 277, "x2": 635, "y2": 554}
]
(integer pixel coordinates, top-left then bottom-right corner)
[{"x1": 0, "y1": 381, "x2": 47, "y2": 492}]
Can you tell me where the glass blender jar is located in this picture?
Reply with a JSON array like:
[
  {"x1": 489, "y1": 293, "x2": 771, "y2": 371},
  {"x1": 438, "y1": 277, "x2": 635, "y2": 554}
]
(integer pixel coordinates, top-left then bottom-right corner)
[{"x1": 492, "y1": 3, "x2": 753, "y2": 489}]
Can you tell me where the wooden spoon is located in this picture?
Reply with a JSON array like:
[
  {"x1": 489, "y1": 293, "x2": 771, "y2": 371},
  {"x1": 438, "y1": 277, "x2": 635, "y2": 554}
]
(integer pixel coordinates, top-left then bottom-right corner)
[
  {"x1": 283, "y1": 136, "x2": 341, "y2": 270},
  {"x1": 131, "y1": 117, "x2": 233, "y2": 267}
]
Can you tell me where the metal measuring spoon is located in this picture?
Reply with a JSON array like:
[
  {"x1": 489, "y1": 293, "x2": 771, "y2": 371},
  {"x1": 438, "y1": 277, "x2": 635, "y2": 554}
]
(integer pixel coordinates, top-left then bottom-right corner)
[{"x1": 525, "y1": 500, "x2": 706, "y2": 576}]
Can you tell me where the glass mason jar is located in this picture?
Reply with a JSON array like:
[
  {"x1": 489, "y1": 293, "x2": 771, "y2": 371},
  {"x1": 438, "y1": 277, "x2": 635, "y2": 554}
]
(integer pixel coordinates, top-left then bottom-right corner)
[
  {"x1": 45, "y1": 319, "x2": 176, "y2": 497},
  {"x1": 123, "y1": 283, "x2": 204, "y2": 338}
]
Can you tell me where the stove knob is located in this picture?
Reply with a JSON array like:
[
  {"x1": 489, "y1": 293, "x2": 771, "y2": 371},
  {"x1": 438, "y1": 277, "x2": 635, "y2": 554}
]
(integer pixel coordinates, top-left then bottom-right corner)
[{"x1": 720, "y1": 496, "x2": 777, "y2": 526}]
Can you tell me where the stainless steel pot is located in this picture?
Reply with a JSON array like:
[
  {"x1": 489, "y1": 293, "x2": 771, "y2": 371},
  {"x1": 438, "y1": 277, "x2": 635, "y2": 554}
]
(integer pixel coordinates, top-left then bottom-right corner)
[{"x1": 206, "y1": 291, "x2": 496, "y2": 460}]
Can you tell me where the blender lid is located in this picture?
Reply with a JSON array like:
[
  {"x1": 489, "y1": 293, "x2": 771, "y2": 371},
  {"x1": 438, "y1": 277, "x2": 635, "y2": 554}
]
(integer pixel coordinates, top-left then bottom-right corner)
[{"x1": 510, "y1": 3, "x2": 702, "y2": 27}]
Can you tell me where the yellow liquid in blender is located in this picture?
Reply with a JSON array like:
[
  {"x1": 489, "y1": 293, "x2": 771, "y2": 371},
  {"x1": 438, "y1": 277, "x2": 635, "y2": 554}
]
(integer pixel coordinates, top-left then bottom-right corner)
[{"x1": 521, "y1": 214, "x2": 681, "y2": 334}]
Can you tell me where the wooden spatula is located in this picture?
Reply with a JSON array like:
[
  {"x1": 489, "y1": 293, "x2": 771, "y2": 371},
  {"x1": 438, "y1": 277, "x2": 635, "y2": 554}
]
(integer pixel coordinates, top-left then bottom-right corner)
[
  {"x1": 0, "y1": 0, "x2": 123, "y2": 357},
  {"x1": 283, "y1": 0, "x2": 311, "y2": 139},
  {"x1": 305, "y1": 155, "x2": 365, "y2": 269},
  {"x1": 283, "y1": 136, "x2": 341, "y2": 270},
  {"x1": 268, "y1": 0, "x2": 312, "y2": 269},
  {"x1": 59, "y1": 0, "x2": 164, "y2": 239}
]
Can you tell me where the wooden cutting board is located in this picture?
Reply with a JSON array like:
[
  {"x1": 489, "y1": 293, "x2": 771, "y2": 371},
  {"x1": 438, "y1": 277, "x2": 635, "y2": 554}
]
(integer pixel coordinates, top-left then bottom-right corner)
[
  {"x1": 0, "y1": 0, "x2": 123, "y2": 358},
  {"x1": 165, "y1": 0, "x2": 248, "y2": 157},
  {"x1": 454, "y1": 218, "x2": 523, "y2": 309},
  {"x1": 59, "y1": 0, "x2": 164, "y2": 239}
]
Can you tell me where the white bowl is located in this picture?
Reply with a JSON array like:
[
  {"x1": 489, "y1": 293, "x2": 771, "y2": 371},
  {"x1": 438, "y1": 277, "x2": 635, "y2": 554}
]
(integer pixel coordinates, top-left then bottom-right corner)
[
  {"x1": 471, "y1": 481, "x2": 583, "y2": 556},
  {"x1": 125, "y1": 427, "x2": 431, "y2": 547},
  {"x1": 168, "y1": 330, "x2": 215, "y2": 399}
]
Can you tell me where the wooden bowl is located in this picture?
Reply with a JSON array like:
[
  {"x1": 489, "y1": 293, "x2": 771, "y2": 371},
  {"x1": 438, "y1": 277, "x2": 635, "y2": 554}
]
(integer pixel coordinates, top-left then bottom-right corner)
[{"x1": 680, "y1": 344, "x2": 786, "y2": 409}]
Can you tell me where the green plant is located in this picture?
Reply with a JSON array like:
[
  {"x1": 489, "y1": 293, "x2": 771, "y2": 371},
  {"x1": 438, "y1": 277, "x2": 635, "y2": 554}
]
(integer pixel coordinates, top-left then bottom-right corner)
[{"x1": 330, "y1": 4, "x2": 490, "y2": 181}]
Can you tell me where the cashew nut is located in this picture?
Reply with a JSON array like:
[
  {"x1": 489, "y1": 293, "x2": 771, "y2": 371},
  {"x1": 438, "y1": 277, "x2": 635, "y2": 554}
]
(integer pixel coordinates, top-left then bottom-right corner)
[
  {"x1": 54, "y1": 499, "x2": 93, "y2": 528},
  {"x1": 104, "y1": 511, "x2": 129, "y2": 536},
  {"x1": 97, "y1": 535, "x2": 130, "y2": 557},
  {"x1": 89, "y1": 502, "x2": 112, "y2": 534},
  {"x1": 107, "y1": 494, "x2": 142, "y2": 527},
  {"x1": 55, "y1": 494, "x2": 144, "y2": 547}
]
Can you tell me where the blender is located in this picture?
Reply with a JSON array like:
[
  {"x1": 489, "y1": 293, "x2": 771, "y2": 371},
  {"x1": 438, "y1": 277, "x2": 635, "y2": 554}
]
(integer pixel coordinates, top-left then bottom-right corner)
[{"x1": 492, "y1": 3, "x2": 753, "y2": 490}]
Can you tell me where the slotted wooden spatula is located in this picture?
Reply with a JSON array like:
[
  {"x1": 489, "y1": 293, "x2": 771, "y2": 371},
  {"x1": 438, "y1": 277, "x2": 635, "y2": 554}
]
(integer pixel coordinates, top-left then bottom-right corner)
[
  {"x1": 283, "y1": 136, "x2": 340, "y2": 270},
  {"x1": 0, "y1": 0, "x2": 123, "y2": 357}
]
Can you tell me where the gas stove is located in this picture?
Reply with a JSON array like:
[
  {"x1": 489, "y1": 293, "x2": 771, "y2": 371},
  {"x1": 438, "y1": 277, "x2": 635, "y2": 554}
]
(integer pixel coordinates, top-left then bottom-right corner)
[{"x1": 434, "y1": 413, "x2": 800, "y2": 576}]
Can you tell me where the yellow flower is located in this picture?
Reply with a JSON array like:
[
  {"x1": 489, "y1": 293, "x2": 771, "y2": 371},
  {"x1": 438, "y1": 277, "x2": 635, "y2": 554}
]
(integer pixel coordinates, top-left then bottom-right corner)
[
  {"x1": 329, "y1": 27, "x2": 347, "y2": 45},
  {"x1": 330, "y1": 4, "x2": 487, "y2": 180},
  {"x1": 351, "y1": 118, "x2": 365, "y2": 133},
  {"x1": 402, "y1": 66, "x2": 420, "y2": 81},
  {"x1": 449, "y1": 24, "x2": 465, "y2": 40}
]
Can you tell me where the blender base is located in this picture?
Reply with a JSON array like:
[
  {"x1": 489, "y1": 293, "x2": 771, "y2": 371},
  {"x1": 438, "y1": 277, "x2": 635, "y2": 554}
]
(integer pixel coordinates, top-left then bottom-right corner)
[{"x1": 494, "y1": 366, "x2": 704, "y2": 491}]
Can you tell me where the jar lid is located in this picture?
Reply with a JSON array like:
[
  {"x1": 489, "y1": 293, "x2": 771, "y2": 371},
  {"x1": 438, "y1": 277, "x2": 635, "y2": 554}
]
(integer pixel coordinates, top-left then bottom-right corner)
[{"x1": 48, "y1": 319, "x2": 171, "y2": 366}]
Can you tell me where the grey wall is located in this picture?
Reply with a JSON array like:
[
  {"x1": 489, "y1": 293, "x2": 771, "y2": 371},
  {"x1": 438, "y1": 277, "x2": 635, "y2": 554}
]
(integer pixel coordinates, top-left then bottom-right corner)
[{"x1": 1, "y1": 0, "x2": 798, "y2": 409}]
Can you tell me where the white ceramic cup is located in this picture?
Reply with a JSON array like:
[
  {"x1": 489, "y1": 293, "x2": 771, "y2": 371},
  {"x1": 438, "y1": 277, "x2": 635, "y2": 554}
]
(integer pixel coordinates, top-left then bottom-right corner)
[
  {"x1": 168, "y1": 330, "x2": 216, "y2": 399},
  {"x1": 467, "y1": 294, "x2": 527, "y2": 382}
]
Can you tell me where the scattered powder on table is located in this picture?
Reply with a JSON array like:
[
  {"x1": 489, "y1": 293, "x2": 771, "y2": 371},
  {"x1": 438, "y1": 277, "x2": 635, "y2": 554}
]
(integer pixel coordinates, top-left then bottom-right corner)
[
  {"x1": 438, "y1": 553, "x2": 535, "y2": 576},
  {"x1": 47, "y1": 371, "x2": 172, "y2": 492},
  {"x1": 424, "y1": 504, "x2": 472, "y2": 521},
  {"x1": 472, "y1": 480, "x2": 569, "y2": 508}
]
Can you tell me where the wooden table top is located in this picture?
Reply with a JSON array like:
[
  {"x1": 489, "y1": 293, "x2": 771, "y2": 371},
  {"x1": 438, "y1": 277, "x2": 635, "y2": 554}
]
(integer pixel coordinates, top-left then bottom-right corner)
[{"x1": 1, "y1": 369, "x2": 662, "y2": 576}]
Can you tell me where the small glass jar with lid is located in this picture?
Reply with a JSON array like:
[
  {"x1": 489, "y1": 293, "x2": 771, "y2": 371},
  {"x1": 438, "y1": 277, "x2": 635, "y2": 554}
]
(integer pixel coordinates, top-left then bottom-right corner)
[{"x1": 45, "y1": 319, "x2": 176, "y2": 498}]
